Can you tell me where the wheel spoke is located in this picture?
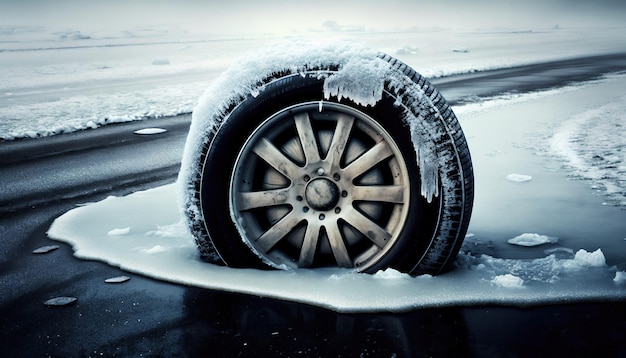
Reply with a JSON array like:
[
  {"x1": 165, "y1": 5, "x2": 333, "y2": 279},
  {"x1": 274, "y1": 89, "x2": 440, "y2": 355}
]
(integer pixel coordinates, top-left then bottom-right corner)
[
  {"x1": 252, "y1": 138, "x2": 301, "y2": 179},
  {"x1": 326, "y1": 114, "x2": 355, "y2": 167},
  {"x1": 325, "y1": 221, "x2": 352, "y2": 267},
  {"x1": 298, "y1": 221, "x2": 321, "y2": 267},
  {"x1": 294, "y1": 112, "x2": 321, "y2": 164},
  {"x1": 351, "y1": 185, "x2": 405, "y2": 204},
  {"x1": 343, "y1": 141, "x2": 393, "y2": 180},
  {"x1": 255, "y1": 211, "x2": 301, "y2": 253},
  {"x1": 342, "y1": 207, "x2": 391, "y2": 248},
  {"x1": 237, "y1": 188, "x2": 291, "y2": 210}
]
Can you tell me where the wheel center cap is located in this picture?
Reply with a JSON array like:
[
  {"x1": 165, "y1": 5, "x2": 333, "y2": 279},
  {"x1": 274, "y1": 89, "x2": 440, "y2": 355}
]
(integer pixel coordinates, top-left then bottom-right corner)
[{"x1": 305, "y1": 178, "x2": 340, "y2": 211}]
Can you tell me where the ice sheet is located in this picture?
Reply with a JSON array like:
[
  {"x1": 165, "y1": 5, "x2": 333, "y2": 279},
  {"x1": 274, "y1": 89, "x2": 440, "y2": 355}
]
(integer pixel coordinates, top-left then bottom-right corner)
[{"x1": 47, "y1": 183, "x2": 625, "y2": 313}]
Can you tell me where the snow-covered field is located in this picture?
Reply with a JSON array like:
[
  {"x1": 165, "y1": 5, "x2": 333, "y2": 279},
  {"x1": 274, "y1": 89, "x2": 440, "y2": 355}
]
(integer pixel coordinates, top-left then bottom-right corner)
[
  {"x1": 2, "y1": 23, "x2": 624, "y2": 311},
  {"x1": 1, "y1": 25, "x2": 624, "y2": 139}
]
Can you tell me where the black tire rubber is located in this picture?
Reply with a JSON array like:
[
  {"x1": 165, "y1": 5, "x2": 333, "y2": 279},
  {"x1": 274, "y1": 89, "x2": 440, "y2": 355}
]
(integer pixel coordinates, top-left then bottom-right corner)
[{"x1": 189, "y1": 53, "x2": 473, "y2": 275}]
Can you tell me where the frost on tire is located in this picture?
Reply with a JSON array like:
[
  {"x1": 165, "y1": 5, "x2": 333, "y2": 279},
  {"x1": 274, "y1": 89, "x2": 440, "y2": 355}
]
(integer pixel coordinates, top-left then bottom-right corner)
[{"x1": 178, "y1": 40, "x2": 474, "y2": 276}]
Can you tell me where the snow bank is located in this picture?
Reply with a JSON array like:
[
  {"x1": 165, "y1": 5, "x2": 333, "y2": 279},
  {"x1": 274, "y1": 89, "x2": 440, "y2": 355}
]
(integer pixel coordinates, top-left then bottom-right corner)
[{"x1": 47, "y1": 183, "x2": 626, "y2": 313}]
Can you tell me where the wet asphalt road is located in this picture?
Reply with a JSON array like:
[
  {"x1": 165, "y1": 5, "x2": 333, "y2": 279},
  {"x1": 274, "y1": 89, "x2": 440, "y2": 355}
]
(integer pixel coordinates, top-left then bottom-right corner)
[{"x1": 1, "y1": 53, "x2": 626, "y2": 357}]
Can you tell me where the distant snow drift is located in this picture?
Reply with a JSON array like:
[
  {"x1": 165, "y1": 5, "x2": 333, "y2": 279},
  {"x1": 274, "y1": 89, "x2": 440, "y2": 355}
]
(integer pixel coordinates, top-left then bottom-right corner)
[{"x1": 2, "y1": 26, "x2": 626, "y2": 140}]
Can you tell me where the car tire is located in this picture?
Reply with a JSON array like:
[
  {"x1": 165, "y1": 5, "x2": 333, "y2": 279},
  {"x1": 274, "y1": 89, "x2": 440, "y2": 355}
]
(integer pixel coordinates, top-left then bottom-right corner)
[{"x1": 181, "y1": 50, "x2": 473, "y2": 275}]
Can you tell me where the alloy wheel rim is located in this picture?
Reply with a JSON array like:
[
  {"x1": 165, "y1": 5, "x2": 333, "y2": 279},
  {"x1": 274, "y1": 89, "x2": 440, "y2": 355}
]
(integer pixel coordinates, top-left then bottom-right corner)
[{"x1": 230, "y1": 102, "x2": 411, "y2": 271}]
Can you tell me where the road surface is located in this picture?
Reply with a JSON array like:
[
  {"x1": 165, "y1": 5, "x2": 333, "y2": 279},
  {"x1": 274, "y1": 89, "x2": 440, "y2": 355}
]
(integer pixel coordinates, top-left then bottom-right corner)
[{"x1": 1, "y1": 53, "x2": 625, "y2": 357}]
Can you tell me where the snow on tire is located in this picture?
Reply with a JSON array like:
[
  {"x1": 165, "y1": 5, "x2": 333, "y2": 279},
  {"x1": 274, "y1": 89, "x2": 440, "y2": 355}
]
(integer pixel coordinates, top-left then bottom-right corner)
[{"x1": 178, "y1": 40, "x2": 474, "y2": 275}]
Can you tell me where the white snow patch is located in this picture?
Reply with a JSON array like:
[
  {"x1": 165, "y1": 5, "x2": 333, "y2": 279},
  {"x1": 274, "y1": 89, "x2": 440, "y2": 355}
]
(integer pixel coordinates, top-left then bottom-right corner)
[
  {"x1": 506, "y1": 173, "x2": 533, "y2": 182},
  {"x1": 491, "y1": 274, "x2": 524, "y2": 288},
  {"x1": 151, "y1": 58, "x2": 170, "y2": 65},
  {"x1": 508, "y1": 233, "x2": 558, "y2": 247},
  {"x1": 373, "y1": 268, "x2": 412, "y2": 280},
  {"x1": 146, "y1": 221, "x2": 188, "y2": 238},
  {"x1": 107, "y1": 227, "x2": 131, "y2": 236},
  {"x1": 549, "y1": 91, "x2": 626, "y2": 206},
  {"x1": 141, "y1": 245, "x2": 168, "y2": 254},
  {"x1": 134, "y1": 128, "x2": 167, "y2": 135}
]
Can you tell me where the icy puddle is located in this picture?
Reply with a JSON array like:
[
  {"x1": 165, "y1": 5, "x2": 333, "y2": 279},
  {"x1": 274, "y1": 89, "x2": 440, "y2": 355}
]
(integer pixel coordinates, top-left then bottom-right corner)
[{"x1": 48, "y1": 183, "x2": 625, "y2": 313}]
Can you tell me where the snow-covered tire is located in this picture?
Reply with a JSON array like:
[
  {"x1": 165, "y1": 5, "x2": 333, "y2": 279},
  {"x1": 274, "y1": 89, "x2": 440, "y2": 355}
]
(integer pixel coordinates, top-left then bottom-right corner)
[{"x1": 179, "y1": 41, "x2": 473, "y2": 275}]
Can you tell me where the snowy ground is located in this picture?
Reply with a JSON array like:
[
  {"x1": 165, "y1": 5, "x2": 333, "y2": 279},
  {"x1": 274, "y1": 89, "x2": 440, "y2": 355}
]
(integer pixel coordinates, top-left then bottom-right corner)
[
  {"x1": 1, "y1": 26, "x2": 624, "y2": 139},
  {"x1": 2, "y1": 24, "x2": 624, "y2": 312}
]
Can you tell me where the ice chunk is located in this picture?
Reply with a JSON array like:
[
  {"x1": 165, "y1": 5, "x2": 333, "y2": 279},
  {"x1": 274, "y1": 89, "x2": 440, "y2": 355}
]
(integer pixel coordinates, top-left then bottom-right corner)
[
  {"x1": 105, "y1": 276, "x2": 131, "y2": 283},
  {"x1": 614, "y1": 271, "x2": 626, "y2": 283},
  {"x1": 572, "y1": 248, "x2": 606, "y2": 268},
  {"x1": 32, "y1": 245, "x2": 60, "y2": 254},
  {"x1": 322, "y1": 56, "x2": 389, "y2": 106},
  {"x1": 491, "y1": 274, "x2": 524, "y2": 288},
  {"x1": 508, "y1": 233, "x2": 558, "y2": 247},
  {"x1": 506, "y1": 173, "x2": 532, "y2": 182},
  {"x1": 134, "y1": 128, "x2": 167, "y2": 135},
  {"x1": 44, "y1": 296, "x2": 77, "y2": 306}
]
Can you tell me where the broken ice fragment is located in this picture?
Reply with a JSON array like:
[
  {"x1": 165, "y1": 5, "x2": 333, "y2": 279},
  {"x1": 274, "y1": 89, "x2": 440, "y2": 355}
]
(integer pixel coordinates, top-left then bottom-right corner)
[
  {"x1": 134, "y1": 128, "x2": 167, "y2": 135},
  {"x1": 33, "y1": 245, "x2": 60, "y2": 254},
  {"x1": 572, "y1": 248, "x2": 606, "y2": 267},
  {"x1": 508, "y1": 233, "x2": 558, "y2": 247},
  {"x1": 105, "y1": 276, "x2": 131, "y2": 283},
  {"x1": 44, "y1": 296, "x2": 77, "y2": 306}
]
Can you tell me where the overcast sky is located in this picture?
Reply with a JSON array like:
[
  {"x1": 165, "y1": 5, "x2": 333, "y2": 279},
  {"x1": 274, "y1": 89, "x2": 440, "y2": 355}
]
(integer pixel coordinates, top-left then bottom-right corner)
[{"x1": 1, "y1": 0, "x2": 625, "y2": 35}]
